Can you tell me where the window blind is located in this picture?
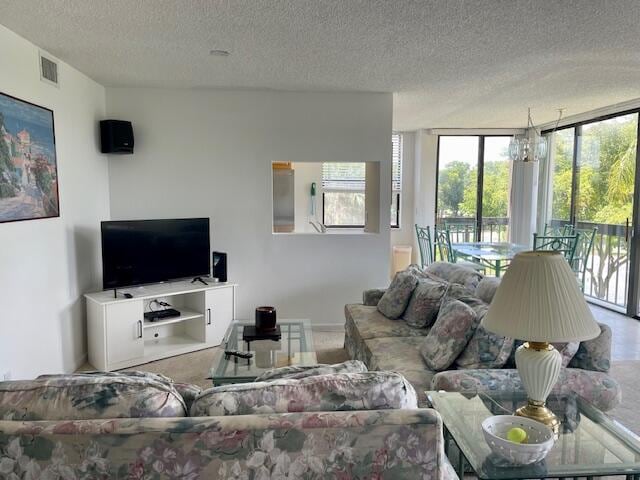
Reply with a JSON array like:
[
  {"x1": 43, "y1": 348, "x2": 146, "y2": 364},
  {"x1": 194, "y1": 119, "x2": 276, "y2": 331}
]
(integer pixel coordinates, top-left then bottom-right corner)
[
  {"x1": 392, "y1": 133, "x2": 402, "y2": 192},
  {"x1": 321, "y1": 134, "x2": 401, "y2": 192},
  {"x1": 321, "y1": 162, "x2": 366, "y2": 191}
]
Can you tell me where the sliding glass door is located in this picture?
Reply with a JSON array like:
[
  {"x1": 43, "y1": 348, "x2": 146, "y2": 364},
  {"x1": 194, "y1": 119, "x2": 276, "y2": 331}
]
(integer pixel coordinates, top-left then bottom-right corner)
[
  {"x1": 436, "y1": 135, "x2": 512, "y2": 242},
  {"x1": 436, "y1": 136, "x2": 478, "y2": 241},
  {"x1": 543, "y1": 111, "x2": 640, "y2": 315},
  {"x1": 547, "y1": 127, "x2": 575, "y2": 229},
  {"x1": 481, "y1": 137, "x2": 512, "y2": 241}
]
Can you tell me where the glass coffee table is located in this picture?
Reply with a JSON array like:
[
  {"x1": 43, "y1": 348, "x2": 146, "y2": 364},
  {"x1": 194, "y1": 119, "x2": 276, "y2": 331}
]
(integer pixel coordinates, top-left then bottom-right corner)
[
  {"x1": 209, "y1": 320, "x2": 317, "y2": 386},
  {"x1": 427, "y1": 390, "x2": 640, "y2": 479}
]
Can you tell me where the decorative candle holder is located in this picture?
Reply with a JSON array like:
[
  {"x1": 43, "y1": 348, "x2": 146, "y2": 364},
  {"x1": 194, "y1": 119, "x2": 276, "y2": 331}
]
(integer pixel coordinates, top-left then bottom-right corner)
[{"x1": 255, "y1": 306, "x2": 277, "y2": 332}]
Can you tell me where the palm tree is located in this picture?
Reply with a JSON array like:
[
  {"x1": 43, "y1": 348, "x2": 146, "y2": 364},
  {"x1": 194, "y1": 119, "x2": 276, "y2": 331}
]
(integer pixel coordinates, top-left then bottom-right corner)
[{"x1": 607, "y1": 136, "x2": 637, "y2": 204}]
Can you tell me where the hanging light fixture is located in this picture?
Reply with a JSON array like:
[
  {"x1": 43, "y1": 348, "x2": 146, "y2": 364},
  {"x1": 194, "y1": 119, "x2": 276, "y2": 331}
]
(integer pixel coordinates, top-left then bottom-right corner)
[{"x1": 509, "y1": 108, "x2": 563, "y2": 163}]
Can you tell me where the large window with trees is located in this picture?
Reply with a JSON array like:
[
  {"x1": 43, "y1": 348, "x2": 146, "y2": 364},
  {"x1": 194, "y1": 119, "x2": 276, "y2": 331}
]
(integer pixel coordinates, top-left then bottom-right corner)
[
  {"x1": 541, "y1": 111, "x2": 639, "y2": 314},
  {"x1": 436, "y1": 135, "x2": 512, "y2": 242}
]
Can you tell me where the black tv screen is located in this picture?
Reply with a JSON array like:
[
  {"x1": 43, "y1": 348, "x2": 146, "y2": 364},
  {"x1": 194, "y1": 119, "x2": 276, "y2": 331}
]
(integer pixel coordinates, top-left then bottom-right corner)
[{"x1": 101, "y1": 218, "x2": 210, "y2": 289}]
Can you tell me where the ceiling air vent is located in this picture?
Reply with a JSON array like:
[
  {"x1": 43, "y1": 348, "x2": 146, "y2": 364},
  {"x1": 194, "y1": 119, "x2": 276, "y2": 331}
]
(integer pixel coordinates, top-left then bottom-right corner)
[{"x1": 39, "y1": 53, "x2": 59, "y2": 87}]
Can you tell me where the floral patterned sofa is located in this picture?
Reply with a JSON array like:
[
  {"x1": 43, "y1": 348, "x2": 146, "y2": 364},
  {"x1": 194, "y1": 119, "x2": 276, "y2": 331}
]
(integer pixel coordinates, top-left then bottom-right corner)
[
  {"x1": 345, "y1": 262, "x2": 621, "y2": 411},
  {"x1": 0, "y1": 368, "x2": 457, "y2": 479}
]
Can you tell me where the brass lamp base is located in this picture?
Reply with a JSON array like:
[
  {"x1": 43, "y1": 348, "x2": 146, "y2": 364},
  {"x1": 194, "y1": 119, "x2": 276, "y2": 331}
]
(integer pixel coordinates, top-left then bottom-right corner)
[{"x1": 515, "y1": 399, "x2": 560, "y2": 433}]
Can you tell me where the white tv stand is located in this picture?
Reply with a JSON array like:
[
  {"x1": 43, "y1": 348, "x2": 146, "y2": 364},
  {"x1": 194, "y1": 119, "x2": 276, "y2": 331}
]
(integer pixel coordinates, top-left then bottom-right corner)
[{"x1": 85, "y1": 280, "x2": 236, "y2": 371}]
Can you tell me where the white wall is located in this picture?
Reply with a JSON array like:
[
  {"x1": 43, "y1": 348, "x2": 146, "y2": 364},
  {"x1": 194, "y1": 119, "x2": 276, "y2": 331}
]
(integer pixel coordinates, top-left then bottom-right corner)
[
  {"x1": 292, "y1": 162, "x2": 322, "y2": 233},
  {"x1": 0, "y1": 25, "x2": 110, "y2": 379},
  {"x1": 413, "y1": 130, "x2": 439, "y2": 232},
  {"x1": 106, "y1": 88, "x2": 392, "y2": 325}
]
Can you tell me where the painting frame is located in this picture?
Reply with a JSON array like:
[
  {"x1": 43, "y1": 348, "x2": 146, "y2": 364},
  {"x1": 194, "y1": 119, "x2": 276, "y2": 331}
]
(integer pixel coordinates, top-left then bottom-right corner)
[{"x1": 0, "y1": 90, "x2": 59, "y2": 224}]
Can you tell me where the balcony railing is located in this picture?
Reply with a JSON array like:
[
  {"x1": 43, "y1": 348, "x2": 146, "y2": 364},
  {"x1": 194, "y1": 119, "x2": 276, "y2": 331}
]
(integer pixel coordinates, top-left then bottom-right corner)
[
  {"x1": 436, "y1": 217, "x2": 509, "y2": 243},
  {"x1": 548, "y1": 219, "x2": 629, "y2": 310}
]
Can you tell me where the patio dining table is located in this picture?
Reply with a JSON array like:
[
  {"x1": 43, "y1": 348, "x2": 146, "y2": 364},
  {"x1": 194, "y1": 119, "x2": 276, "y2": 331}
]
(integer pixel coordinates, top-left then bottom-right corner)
[{"x1": 451, "y1": 241, "x2": 529, "y2": 277}]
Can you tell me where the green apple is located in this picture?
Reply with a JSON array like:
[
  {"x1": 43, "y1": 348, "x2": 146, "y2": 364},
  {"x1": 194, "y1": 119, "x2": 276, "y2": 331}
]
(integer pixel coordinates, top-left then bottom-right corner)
[{"x1": 506, "y1": 427, "x2": 528, "y2": 444}]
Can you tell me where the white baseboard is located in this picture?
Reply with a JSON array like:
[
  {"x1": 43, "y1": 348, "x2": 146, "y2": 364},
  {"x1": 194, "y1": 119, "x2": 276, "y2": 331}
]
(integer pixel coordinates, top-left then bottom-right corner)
[{"x1": 72, "y1": 352, "x2": 88, "y2": 373}]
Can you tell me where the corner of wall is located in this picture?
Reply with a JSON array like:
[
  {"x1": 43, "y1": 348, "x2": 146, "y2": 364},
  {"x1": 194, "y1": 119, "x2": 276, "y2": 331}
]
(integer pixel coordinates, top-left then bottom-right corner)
[{"x1": 0, "y1": 25, "x2": 110, "y2": 378}]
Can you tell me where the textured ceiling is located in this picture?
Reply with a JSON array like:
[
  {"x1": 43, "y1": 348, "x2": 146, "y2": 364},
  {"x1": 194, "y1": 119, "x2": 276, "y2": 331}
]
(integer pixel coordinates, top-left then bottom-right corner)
[{"x1": 2, "y1": 0, "x2": 640, "y2": 130}]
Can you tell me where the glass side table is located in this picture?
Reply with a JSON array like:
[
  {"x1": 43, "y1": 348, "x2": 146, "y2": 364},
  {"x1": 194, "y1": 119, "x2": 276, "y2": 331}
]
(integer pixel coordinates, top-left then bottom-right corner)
[
  {"x1": 427, "y1": 390, "x2": 640, "y2": 480},
  {"x1": 209, "y1": 320, "x2": 317, "y2": 386}
]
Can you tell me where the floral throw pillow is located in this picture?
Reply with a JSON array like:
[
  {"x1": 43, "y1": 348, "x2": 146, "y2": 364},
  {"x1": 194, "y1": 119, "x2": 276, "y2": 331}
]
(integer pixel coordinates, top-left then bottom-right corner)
[
  {"x1": 403, "y1": 279, "x2": 447, "y2": 328},
  {"x1": 552, "y1": 342, "x2": 580, "y2": 367},
  {"x1": 568, "y1": 323, "x2": 612, "y2": 373},
  {"x1": 474, "y1": 276, "x2": 501, "y2": 304},
  {"x1": 377, "y1": 271, "x2": 419, "y2": 319},
  {"x1": 420, "y1": 299, "x2": 478, "y2": 371},
  {"x1": 425, "y1": 261, "x2": 483, "y2": 292},
  {"x1": 444, "y1": 283, "x2": 488, "y2": 317},
  {"x1": 455, "y1": 325, "x2": 514, "y2": 369}
]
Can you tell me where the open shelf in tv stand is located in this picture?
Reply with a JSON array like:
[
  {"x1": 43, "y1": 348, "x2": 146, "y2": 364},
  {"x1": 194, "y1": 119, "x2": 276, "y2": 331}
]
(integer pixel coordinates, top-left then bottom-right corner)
[{"x1": 85, "y1": 280, "x2": 237, "y2": 371}]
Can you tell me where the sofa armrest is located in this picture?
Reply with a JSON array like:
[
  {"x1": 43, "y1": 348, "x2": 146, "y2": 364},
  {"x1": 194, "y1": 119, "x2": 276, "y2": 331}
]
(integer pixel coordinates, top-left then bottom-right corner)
[
  {"x1": 0, "y1": 409, "x2": 453, "y2": 479},
  {"x1": 363, "y1": 288, "x2": 386, "y2": 306},
  {"x1": 568, "y1": 322, "x2": 612, "y2": 373}
]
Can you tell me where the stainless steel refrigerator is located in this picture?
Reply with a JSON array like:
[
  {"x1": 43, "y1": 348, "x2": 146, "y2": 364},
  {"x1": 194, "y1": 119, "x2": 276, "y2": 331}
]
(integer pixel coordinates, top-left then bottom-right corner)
[{"x1": 272, "y1": 169, "x2": 295, "y2": 232}]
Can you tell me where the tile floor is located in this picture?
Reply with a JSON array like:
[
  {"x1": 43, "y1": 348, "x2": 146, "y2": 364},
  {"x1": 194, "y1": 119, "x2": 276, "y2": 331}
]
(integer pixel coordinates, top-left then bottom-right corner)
[{"x1": 590, "y1": 304, "x2": 640, "y2": 361}]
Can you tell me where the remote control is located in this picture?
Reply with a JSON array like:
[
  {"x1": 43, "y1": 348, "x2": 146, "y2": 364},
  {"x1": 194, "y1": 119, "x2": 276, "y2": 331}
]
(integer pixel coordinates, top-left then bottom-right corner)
[{"x1": 224, "y1": 350, "x2": 253, "y2": 359}]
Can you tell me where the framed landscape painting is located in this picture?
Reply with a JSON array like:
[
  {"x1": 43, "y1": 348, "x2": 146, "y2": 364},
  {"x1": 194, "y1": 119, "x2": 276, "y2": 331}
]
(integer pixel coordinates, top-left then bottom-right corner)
[{"x1": 0, "y1": 92, "x2": 59, "y2": 223}]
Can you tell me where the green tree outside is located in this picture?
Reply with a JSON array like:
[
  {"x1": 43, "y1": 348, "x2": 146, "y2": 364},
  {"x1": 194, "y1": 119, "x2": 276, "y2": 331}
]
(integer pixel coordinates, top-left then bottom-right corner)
[{"x1": 437, "y1": 160, "x2": 474, "y2": 217}]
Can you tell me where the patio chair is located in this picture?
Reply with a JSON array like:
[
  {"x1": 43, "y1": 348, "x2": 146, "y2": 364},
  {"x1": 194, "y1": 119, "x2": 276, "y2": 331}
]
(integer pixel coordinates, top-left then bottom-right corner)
[
  {"x1": 435, "y1": 228, "x2": 485, "y2": 273},
  {"x1": 444, "y1": 221, "x2": 477, "y2": 243},
  {"x1": 571, "y1": 227, "x2": 597, "y2": 292},
  {"x1": 532, "y1": 232, "x2": 580, "y2": 263},
  {"x1": 543, "y1": 223, "x2": 574, "y2": 236},
  {"x1": 415, "y1": 224, "x2": 434, "y2": 268}
]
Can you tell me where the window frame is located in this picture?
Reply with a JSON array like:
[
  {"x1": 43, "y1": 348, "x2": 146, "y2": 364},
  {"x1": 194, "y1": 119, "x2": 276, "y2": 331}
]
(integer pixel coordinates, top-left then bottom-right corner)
[
  {"x1": 391, "y1": 133, "x2": 402, "y2": 229},
  {"x1": 321, "y1": 190, "x2": 366, "y2": 229},
  {"x1": 321, "y1": 162, "x2": 366, "y2": 229},
  {"x1": 434, "y1": 134, "x2": 512, "y2": 241},
  {"x1": 541, "y1": 107, "x2": 640, "y2": 317}
]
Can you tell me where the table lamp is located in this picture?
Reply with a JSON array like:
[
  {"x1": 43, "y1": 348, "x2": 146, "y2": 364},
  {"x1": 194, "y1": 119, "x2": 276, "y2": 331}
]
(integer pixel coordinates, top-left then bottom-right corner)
[{"x1": 481, "y1": 251, "x2": 600, "y2": 430}]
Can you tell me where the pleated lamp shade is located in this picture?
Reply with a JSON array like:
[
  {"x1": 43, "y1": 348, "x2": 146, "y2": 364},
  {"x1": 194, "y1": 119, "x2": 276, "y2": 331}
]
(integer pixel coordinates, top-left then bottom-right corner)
[{"x1": 482, "y1": 251, "x2": 600, "y2": 342}]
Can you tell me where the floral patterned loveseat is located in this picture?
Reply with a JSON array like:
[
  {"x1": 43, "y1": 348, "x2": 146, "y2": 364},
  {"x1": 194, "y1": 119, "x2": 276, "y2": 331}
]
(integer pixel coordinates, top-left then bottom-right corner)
[
  {"x1": 0, "y1": 368, "x2": 457, "y2": 479},
  {"x1": 345, "y1": 262, "x2": 621, "y2": 411}
]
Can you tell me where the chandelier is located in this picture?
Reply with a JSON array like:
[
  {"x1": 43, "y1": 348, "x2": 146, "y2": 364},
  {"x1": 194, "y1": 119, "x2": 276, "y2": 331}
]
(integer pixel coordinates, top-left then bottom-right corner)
[
  {"x1": 508, "y1": 108, "x2": 565, "y2": 163},
  {"x1": 508, "y1": 108, "x2": 548, "y2": 163}
]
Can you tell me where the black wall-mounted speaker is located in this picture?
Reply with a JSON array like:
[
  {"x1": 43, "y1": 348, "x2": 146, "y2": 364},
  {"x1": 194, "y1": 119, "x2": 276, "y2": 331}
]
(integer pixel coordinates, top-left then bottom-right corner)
[
  {"x1": 100, "y1": 120, "x2": 134, "y2": 154},
  {"x1": 212, "y1": 252, "x2": 227, "y2": 282}
]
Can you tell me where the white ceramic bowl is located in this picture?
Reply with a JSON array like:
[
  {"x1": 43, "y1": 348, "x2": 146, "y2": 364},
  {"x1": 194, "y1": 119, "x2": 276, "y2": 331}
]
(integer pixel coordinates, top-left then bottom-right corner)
[{"x1": 482, "y1": 415, "x2": 555, "y2": 465}]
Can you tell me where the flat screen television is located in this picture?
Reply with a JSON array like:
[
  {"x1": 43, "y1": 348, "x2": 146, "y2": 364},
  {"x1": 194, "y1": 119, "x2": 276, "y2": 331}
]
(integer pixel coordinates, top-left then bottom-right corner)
[{"x1": 101, "y1": 218, "x2": 210, "y2": 289}]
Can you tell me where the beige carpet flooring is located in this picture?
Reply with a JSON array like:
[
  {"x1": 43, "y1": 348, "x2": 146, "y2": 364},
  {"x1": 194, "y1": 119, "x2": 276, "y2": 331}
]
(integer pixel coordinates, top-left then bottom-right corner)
[
  {"x1": 98, "y1": 328, "x2": 639, "y2": 435},
  {"x1": 87, "y1": 328, "x2": 348, "y2": 390},
  {"x1": 608, "y1": 360, "x2": 640, "y2": 434}
]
